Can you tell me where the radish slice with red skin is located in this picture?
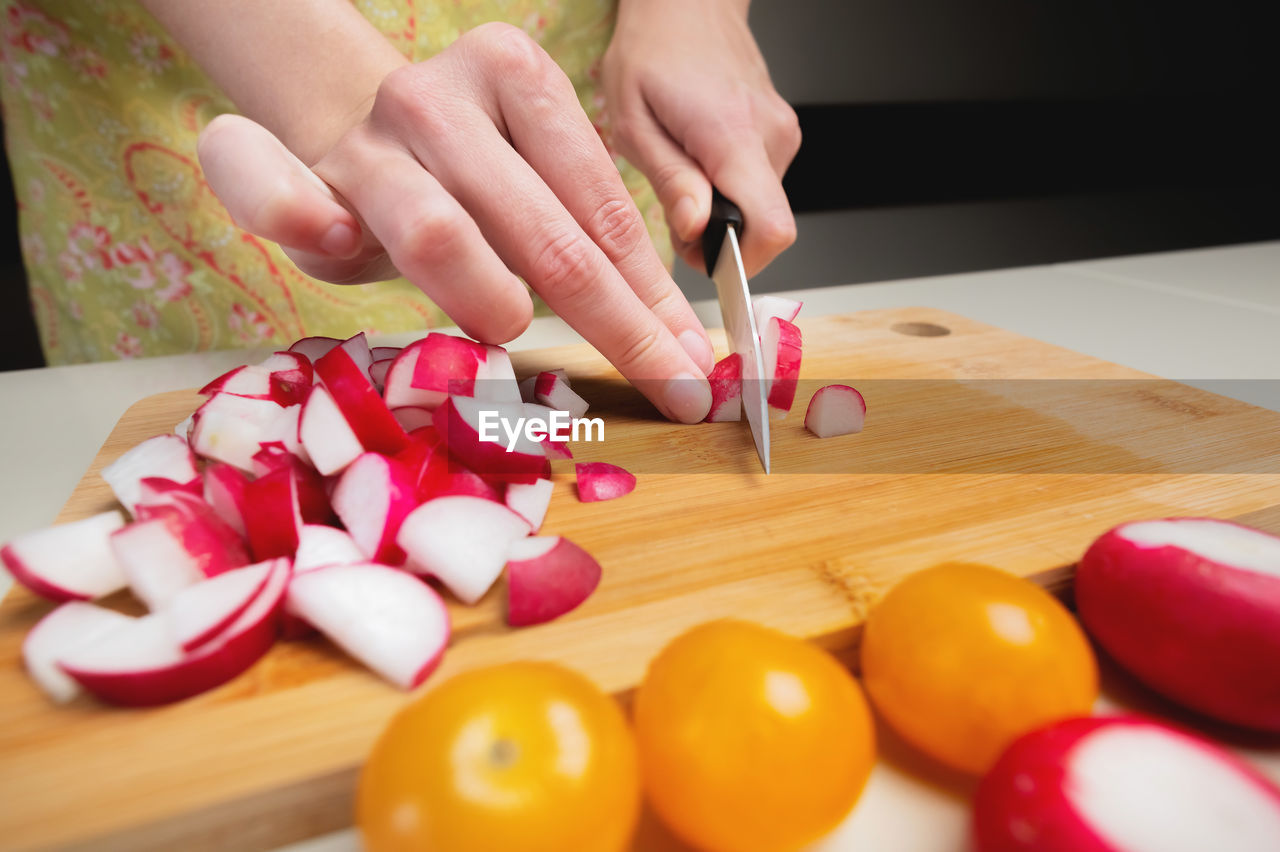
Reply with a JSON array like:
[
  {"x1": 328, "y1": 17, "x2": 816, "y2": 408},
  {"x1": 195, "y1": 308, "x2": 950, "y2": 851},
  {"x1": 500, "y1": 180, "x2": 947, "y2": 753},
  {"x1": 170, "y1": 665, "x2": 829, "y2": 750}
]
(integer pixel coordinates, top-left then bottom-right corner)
[
  {"x1": 242, "y1": 468, "x2": 303, "y2": 561},
  {"x1": 804, "y1": 385, "x2": 866, "y2": 438},
  {"x1": 1077, "y1": 518, "x2": 1280, "y2": 731},
  {"x1": 23, "y1": 603, "x2": 136, "y2": 703},
  {"x1": 110, "y1": 520, "x2": 211, "y2": 609},
  {"x1": 60, "y1": 558, "x2": 290, "y2": 706},
  {"x1": 409, "y1": 333, "x2": 487, "y2": 402},
  {"x1": 506, "y1": 536, "x2": 601, "y2": 627},
  {"x1": 299, "y1": 384, "x2": 363, "y2": 476},
  {"x1": 166, "y1": 560, "x2": 274, "y2": 652},
  {"x1": 199, "y1": 364, "x2": 273, "y2": 399},
  {"x1": 288, "y1": 336, "x2": 343, "y2": 363},
  {"x1": 575, "y1": 462, "x2": 636, "y2": 503},
  {"x1": 190, "y1": 393, "x2": 288, "y2": 473},
  {"x1": 704, "y1": 353, "x2": 743, "y2": 423},
  {"x1": 752, "y1": 295, "x2": 802, "y2": 326},
  {"x1": 474, "y1": 344, "x2": 523, "y2": 405},
  {"x1": 174, "y1": 413, "x2": 195, "y2": 442},
  {"x1": 102, "y1": 434, "x2": 198, "y2": 516},
  {"x1": 433, "y1": 396, "x2": 550, "y2": 484},
  {"x1": 331, "y1": 453, "x2": 419, "y2": 565},
  {"x1": 130, "y1": 493, "x2": 252, "y2": 579},
  {"x1": 517, "y1": 370, "x2": 567, "y2": 403},
  {"x1": 313, "y1": 340, "x2": 409, "y2": 456},
  {"x1": 370, "y1": 346, "x2": 402, "y2": 361},
  {"x1": 505, "y1": 479, "x2": 554, "y2": 532},
  {"x1": 285, "y1": 563, "x2": 451, "y2": 689},
  {"x1": 533, "y1": 371, "x2": 589, "y2": 419},
  {"x1": 202, "y1": 462, "x2": 251, "y2": 538},
  {"x1": 973, "y1": 716, "x2": 1280, "y2": 852},
  {"x1": 390, "y1": 406, "x2": 434, "y2": 432},
  {"x1": 2, "y1": 511, "x2": 128, "y2": 602},
  {"x1": 368, "y1": 358, "x2": 393, "y2": 392},
  {"x1": 382, "y1": 343, "x2": 431, "y2": 410},
  {"x1": 294, "y1": 524, "x2": 366, "y2": 572},
  {"x1": 396, "y1": 496, "x2": 532, "y2": 604},
  {"x1": 762, "y1": 316, "x2": 803, "y2": 418},
  {"x1": 136, "y1": 476, "x2": 203, "y2": 507},
  {"x1": 522, "y1": 402, "x2": 573, "y2": 456},
  {"x1": 251, "y1": 444, "x2": 332, "y2": 526}
]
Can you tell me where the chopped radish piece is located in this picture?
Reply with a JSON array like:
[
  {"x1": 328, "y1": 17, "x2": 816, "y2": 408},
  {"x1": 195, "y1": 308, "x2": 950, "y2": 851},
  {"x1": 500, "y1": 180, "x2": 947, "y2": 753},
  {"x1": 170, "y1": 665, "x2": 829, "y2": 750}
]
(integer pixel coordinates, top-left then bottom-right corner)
[
  {"x1": 506, "y1": 536, "x2": 601, "y2": 626},
  {"x1": 199, "y1": 364, "x2": 273, "y2": 399},
  {"x1": 804, "y1": 385, "x2": 866, "y2": 438},
  {"x1": 166, "y1": 560, "x2": 274, "y2": 651},
  {"x1": 288, "y1": 336, "x2": 343, "y2": 363},
  {"x1": 396, "y1": 496, "x2": 532, "y2": 604},
  {"x1": 433, "y1": 396, "x2": 550, "y2": 483},
  {"x1": 299, "y1": 384, "x2": 364, "y2": 475},
  {"x1": 251, "y1": 443, "x2": 332, "y2": 525},
  {"x1": 704, "y1": 353, "x2": 743, "y2": 423},
  {"x1": 517, "y1": 369, "x2": 570, "y2": 404},
  {"x1": 60, "y1": 558, "x2": 289, "y2": 706},
  {"x1": 189, "y1": 392, "x2": 288, "y2": 472},
  {"x1": 752, "y1": 294, "x2": 803, "y2": 326},
  {"x1": 762, "y1": 316, "x2": 803, "y2": 418},
  {"x1": 542, "y1": 439, "x2": 573, "y2": 460},
  {"x1": 2, "y1": 511, "x2": 128, "y2": 602},
  {"x1": 368, "y1": 358, "x2": 393, "y2": 391},
  {"x1": 242, "y1": 468, "x2": 303, "y2": 560},
  {"x1": 974, "y1": 716, "x2": 1280, "y2": 852},
  {"x1": 408, "y1": 333, "x2": 487, "y2": 406},
  {"x1": 331, "y1": 453, "x2": 419, "y2": 565},
  {"x1": 382, "y1": 343, "x2": 429, "y2": 410},
  {"x1": 174, "y1": 413, "x2": 195, "y2": 442},
  {"x1": 101, "y1": 435, "x2": 198, "y2": 515},
  {"x1": 132, "y1": 493, "x2": 251, "y2": 579},
  {"x1": 314, "y1": 339, "x2": 408, "y2": 455},
  {"x1": 505, "y1": 479, "x2": 554, "y2": 532},
  {"x1": 261, "y1": 351, "x2": 313, "y2": 406},
  {"x1": 286, "y1": 563, "x2": 450, "y2": 689},
  {"x1": 576, "y1": 463, "x2": 636, "y2": 503},
  {"x1": 534, "y1": 371, "x2": 589, "y2": 419},
  {"x1": 371, "y1": 346, "x2": 402, "y2": 361},
  {"x1": 521, "y1": 402, "x2": 574, "y2": 458},
  {"x1": 136, "y1": 476, "x2": 203, "y2": 507},
  {"x1": 110, "y1": 520, "x2": 212, "y2": 609},
  {"x1": 391, "y1": 406, "x2": 434, "y2": 432},
  {"x1": 294, "y1": 525, "x2": 366, "y2": 572},
  {"x1": 474, "y1": 344, "x2": 523, "y2": 404},
  {"x1": 202, "y1": 463, "x2": 251, "y2": 538},
  {"x1": 23, "y1": 603, "x2": 136, "y2": 703}
]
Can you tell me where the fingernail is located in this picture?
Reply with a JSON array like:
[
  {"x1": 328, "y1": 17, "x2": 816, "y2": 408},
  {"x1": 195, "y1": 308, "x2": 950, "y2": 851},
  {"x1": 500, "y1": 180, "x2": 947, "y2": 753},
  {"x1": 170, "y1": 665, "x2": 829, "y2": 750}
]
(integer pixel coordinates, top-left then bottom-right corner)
[
  {"x1": 319, "y1": 221, "x2": 359, "y2": 257},
  {"x1": 664, "y1": 371, "x2": 711, "y2": 424},
  {"x1": 678, "y1": 328, "x2": 715, "y2": 374},
  {"x1": 671, "y1": 195, "x2": 698, "y2": 242}
]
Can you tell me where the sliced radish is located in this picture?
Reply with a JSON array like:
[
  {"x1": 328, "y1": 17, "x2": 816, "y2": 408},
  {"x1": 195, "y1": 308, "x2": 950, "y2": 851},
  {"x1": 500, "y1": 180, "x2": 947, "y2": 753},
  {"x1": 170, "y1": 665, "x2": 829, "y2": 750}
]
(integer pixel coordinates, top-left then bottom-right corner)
[
  {"x1": 391, "y1": 406, "x2": 434, "y2": 432},
  {"x1": 314, "y1": 338, "x2": 409, "y2": 455},
  {"x1": 202, "y1": 462, "x2": 251, "y2": 538},
  {"x1": 411, "y1": 333, "x2": 486, "y2": 400},
  {"x1": 299, "y1": 384, "x2": 365, "y2": 475},
  {"x1": 101, "y1": 435, "x2": 198, "y2": 515},
  {"x1": 294, "y1": 524, "x2": 366, "y2": 572},
  {"x1": 60, "y1": 558, "x2": 289, "y2": 706},
  {"x1": 2, "y1": 511, "x2": 128, "y2": 602},
  {"x1": 474, "y1": 344, "x2": 523, "y2": 404},
  {"x1": 166, "y1": 560, "x2": 274, "y2": 651},
  {"x1": 371, "y1": 346, "x2": 402, "y2": 362},
  {"x1": 576, "y1": 462, "x2": 636, "y2": 503},
  {"x1": 331, "y1": 453, "x2": 419, "y2": 565},
  {"x1": 1077, "y1": 518, "x2": 1280, "y2": 731},
  {"x1": 762, "y1": 316, "x2": 803, "y2": 418},
  {"x1": 288, "y1": 335, "x2": 343, "y2": 363},
  {"x1": 368, "y1": 358, "x2": 393, "y2": 392},
  {"x1": 974, "y1": 716, "x2": 1280, "y2": 852},
  {"x1": 242, "y1": 468, "x2": 302, "y2": 560},
  {"x1": 261, "y1": 351, "x2": 313, "y2": 406},
  {"x1": 251, "y1": 443, "x2": 331, "y2": 525},
  {"x1": 505, "y1": 479, "x2": 554, "y2": 532},
  {"x1": 396, "y1": 496, "x2": 531, "y2": 604},
  {"x1": 199, "y1": 364, "x2": 273, "y2": 399},
  {"x1": 382, "y1": 342, "x2": 429, "y2": 410},
  {"x1": 174, "y1": 413, "x2": 195, "y2": 442},
  {"x1": 132, "y1": 494, "x2": 252, "y2": 579},
  {"x1": 136, "y1": 476, "x2": 203, "y2": 507},
  {"x1": 189, "y1": 392, "x2": 288, "y2": 472},
  {"x1": 704, "y1": 353, "x2": 743, "y2": 423},
  {"x1": 533, "y1": 371, "x2": 589, "y2": 419},
  {"x1": 506, "y1": 536, "x2": 601, "y2": 626},
  {"x1": 804, "y1": 385, "x2": 866, "y2": 438},
  {"x1": 110, "y1": 519, "x2": 211, "y2": 609},
  {"x1": 433, "y1": 396, "x2": 550, "y2": 484},
  {"x1": 522, "y1": 402, "x2": 574, "y2": 457},
  {"x1": 752, "y1": 294, "x2": 803, "y2": 326},
  {"x1": 286, "y1": 563, "x2": 450, "y2": 689},
  {"x1": 23, "y1": 603, "x2": 136, "y2": 703}
]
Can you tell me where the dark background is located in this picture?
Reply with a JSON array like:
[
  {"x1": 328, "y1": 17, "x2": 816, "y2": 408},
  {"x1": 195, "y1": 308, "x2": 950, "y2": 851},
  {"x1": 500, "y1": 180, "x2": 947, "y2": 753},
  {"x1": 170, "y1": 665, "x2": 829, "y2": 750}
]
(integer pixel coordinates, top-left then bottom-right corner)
[{"x1": 2, "y1": 0, "x2": 1276, "y2": 370}]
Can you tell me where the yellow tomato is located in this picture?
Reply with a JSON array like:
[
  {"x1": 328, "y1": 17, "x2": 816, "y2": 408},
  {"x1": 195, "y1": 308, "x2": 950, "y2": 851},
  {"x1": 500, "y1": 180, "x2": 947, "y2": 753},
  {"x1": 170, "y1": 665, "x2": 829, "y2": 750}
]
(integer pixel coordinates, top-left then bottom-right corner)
[
  {"x1": 357, "y1": 661, "x2": 639, "y2": 852},
  {"x1": 634, "y1": 619, "x2": 875, "y2": 852},
  {"x1": 860, "y1": 562, "x2": 1098, "y2": 775}
]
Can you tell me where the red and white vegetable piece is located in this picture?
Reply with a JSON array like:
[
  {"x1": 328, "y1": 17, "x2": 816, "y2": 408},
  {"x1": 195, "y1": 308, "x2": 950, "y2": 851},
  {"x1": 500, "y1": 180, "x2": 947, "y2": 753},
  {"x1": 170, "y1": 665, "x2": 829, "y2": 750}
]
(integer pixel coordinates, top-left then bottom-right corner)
[
  {"x1": 2, "y1": 511, "x2": 128, "y2": 602},
  {"x1": 189, "y1": 393, "x2": 289, "y2": 472},
  {"x1": 762, "y1": 316, "x2": 803, "y2": 418},
  {"x1": 506, "y1": 536, "x2": 602, "y2": 627},
  {"x1": 313, "y1": 337, "x2": 408, "y2": 456},
  {"x1": 704, "y1": 353, "x2": 743, "y2": 423},
  {"x1": 110, "y1": 520, "x2": 211, "y2": 610},
  {"x1": 299, "y1": 385, "x2": 364, "y2": 476},
  {"x1": 101, "y1": 435, "x2": 198, "y2": 516},
  {"x1": 474, "y1": 344, "x2": 523, "y2": 405},
  {"x1": 288, "y1": 336, "x2": 343, "y2": 363},
  {"x1": 370, "y1": 346, "x2": 402, "y2": 362},
  {"x1": 1076, "y1": 518, "x2": 1280, "y2": 732},
  {"x1": 519, "y1": 368, "x2": 568, "y2": 403},
  {"x1": 505, "y1": 479, "x2": 554, "y2": 532},
  {"x1": 285, "y1": 563, "x2": 451, "y2": 689},
  {"x1": 433, "y1": 396, "x2": 550, "y2": 483},
  {"x1": 575, "y1": 462, "x2": 635, "y2": 503},
  {"x1": 294, "y1": 524, "x2": 366, "y2": 573},
  {"x1": 397, "y1": 496, "x2": 532, "y2": 604},
  {"x1": 368, "y1": 358, "x2": 393, "y2": 392},
  {"x1": 23, "y1": 603, "x2": 136, "y2": 703},
  {"x1": 804, "y1": 385, "x2": 866, "y2": 438},
  {"x1": 166, "y1": 560, "x2": 274, "y2": 652},
  {"x1": 331, "y1": 453, "x2": 418, "y2": 565},
  {"x1": 407, "y1": 333, "x2": 487, "y2": 408},
  {"x1": 390, "y1": 406, "x2": 433, "y2": 432},
  {"x1": 973, "y1": 716, "x2": 1280, "y2": 852},
  {"x1": 533, "y1": 371, "x2": 589, "y2": 420},
  {"x1": 752, "y1": 294, "x2": 802, "y2": 326},
  {"x1": 202, "y1": 462, "x2": 251, "y2": 538}
]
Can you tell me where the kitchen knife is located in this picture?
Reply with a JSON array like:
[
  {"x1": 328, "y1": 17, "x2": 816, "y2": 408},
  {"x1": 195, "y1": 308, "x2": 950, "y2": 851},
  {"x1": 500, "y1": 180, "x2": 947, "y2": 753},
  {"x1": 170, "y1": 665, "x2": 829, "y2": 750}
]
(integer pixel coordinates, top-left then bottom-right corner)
[{"x1": 703, "y1": 189, "x2": 771, "y2": 474}]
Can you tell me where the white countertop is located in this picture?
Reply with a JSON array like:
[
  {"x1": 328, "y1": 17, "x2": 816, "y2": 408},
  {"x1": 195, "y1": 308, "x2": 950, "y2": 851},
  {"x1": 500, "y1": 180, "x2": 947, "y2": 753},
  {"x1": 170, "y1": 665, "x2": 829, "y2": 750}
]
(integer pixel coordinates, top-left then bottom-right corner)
[{"x1": 2, "y1": 241, "x2": 1277, "y2": 851}]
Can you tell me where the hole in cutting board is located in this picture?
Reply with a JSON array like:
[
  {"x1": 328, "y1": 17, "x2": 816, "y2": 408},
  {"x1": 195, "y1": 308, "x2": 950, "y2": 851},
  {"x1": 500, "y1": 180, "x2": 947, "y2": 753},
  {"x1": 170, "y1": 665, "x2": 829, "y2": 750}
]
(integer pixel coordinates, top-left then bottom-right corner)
[{"x1": 890, "y1": 321, "x2": 951, "y2": 337}]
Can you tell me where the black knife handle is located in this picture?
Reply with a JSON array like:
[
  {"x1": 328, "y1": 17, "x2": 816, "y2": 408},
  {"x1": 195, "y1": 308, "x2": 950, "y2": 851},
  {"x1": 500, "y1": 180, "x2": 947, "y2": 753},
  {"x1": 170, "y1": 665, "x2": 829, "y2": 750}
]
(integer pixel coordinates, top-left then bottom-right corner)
[{"x1": 702, "y1": 188, "x2": 744, "y2": 276}]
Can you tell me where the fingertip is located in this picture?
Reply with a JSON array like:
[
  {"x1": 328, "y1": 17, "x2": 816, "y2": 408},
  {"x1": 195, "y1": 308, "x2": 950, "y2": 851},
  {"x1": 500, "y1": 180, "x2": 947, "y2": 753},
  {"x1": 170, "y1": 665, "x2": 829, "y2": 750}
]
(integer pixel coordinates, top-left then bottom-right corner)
[
  {"x1": 458, "y1": 278, "x2": 534, "y2": 344},
  {"x1": 318, "y1": 221, "x2": 362, "y2": 259}
]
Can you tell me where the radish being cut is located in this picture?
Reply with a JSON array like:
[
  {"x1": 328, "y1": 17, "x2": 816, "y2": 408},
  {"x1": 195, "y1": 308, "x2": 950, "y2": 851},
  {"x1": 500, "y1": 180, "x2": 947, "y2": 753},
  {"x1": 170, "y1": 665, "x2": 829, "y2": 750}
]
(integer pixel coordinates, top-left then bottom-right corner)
[
  {"x1": 314, "y1": 338, "x2": 409, "y2": 456},
  {"x1": 533, "y1": 371, "x2": 589, "y2": 419},
  {"x1": 285, "y1": 563, "x2": 450, "y2": 689},
  {"x1": 165, "y1": 560, "x2": 274, "y2": 652},
  {"x1": 433, "y1": 396, "x2": 550, "y2": 483},
  {"x1": 752, "y1": 294, "x2": 802, "y2": 326},
  {"x1": 2, "y1": 510, "x2": 128, "y2": 602},
  {"x1": 973, "y1": 716, "x2": 1280, "y2": 852},
  {"x1": 189, "y1": 392, "x2": 288, "y2": 472},
  {"x1": 110, "y1": 519, "x2": 213, "y2": 609},
  {"x1": 396, "y1": 496, "x2": 532, "y2": 604},
  {"x1": 294, "y1": 524, "x2": 366, "y2": 573},
  {"x1": 505, "y1": 479, "x2": 554, "y2": 532},
  {"x1": 762, "y1": 316, "x2": 803, "y2": 418},
  {"x1": 101, "y1": 434, "x2": 198, "y2": 515},
  {"x1": 288, "y1": 335, "x2": 343, "y2": 363},
  {"x1": 576, "y1": 462, "x2": 635, "y2": 503},
  {"x1": 506, "y1": 536, "x2": 601, "y2": 627},
  {"x1": 1076, "y1": 518, "x2": 1280, "y2": 731},
  {"x1": 704, "y1": 353, "x2": 742, "y2": 423},
  {"x1": 299, "y1": 384, "x2": 365, "y2": 475},
  {"x1": 331, "y1": 453, "x2": 419, "y2": 565},
  {"x1": 804, "y1": 385, "x2": 866, "y2": 438},
  {"x1": 60, "y1": 558, "x2": 290, "y2": 706},
  {"x1": 474, "y1": 344, "x2": 523, "y2": 404},
  {"x1": 23, "y1": 603, "x2": 136, "y2": 703}
]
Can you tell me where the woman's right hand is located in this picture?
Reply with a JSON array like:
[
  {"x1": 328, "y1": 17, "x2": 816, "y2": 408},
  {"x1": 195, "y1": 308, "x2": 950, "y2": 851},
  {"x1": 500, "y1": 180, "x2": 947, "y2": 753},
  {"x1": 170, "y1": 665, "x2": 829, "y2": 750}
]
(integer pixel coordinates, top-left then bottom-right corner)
[{"x1": 197, "y1": 23, "x2": 714, "y2": 423}]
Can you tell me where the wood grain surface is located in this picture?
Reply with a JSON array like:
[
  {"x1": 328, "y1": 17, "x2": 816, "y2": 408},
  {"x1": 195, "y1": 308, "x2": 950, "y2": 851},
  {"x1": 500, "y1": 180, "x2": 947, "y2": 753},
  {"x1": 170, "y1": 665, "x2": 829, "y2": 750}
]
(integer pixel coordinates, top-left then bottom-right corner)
[{"x1": 2, "y1": 307, "x2": 1278, "y2": 850}]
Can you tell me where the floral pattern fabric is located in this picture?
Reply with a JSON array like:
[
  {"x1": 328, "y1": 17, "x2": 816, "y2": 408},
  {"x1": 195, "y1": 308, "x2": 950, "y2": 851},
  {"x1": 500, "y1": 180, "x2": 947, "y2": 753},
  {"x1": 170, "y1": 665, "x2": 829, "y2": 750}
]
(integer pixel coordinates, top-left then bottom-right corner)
[{"x1": 0, "y1": 0, "x2": 668, "y2": 364}]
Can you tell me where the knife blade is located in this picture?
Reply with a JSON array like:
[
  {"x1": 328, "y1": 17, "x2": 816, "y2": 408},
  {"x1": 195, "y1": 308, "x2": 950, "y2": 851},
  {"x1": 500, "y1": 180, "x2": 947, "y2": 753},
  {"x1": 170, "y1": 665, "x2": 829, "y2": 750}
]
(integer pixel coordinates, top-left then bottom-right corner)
[{"x1": 703, "y1": 189, "x2": 771, "y2": 474}]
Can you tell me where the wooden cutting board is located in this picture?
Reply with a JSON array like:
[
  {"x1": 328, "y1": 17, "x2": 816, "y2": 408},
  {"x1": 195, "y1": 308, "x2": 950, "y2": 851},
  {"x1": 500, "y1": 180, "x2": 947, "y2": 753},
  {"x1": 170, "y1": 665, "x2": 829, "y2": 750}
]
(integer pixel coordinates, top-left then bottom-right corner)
[{"x1": 2, "y1": 307, "x2": 1278, "y2": 851}]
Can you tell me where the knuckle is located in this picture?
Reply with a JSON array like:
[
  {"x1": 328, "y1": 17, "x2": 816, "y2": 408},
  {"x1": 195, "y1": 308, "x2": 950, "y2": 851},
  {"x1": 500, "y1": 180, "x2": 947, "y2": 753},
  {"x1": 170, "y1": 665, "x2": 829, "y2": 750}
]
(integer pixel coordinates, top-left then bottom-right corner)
[
  {"x1": 612, "y1": 324, "x2": 666, "y2": 374},
  {"x1": 778, "y1": 106, "x2": 802, "y2": 155},
  {"x1": 373, "y1": 65, "x2": 425, "y2": 117},
  {"x1": 529, "y1": 230, "x2": 601, "y2": 304},
  {"x1": 759, "y1": 211, "x2": 797, "y2": 252},
  {"x1": 587, "y1": 196, "x2": 648, "y2": 259},
  {"x1": 469, "y1": 22, "x2": 548, "y2": 80}
]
